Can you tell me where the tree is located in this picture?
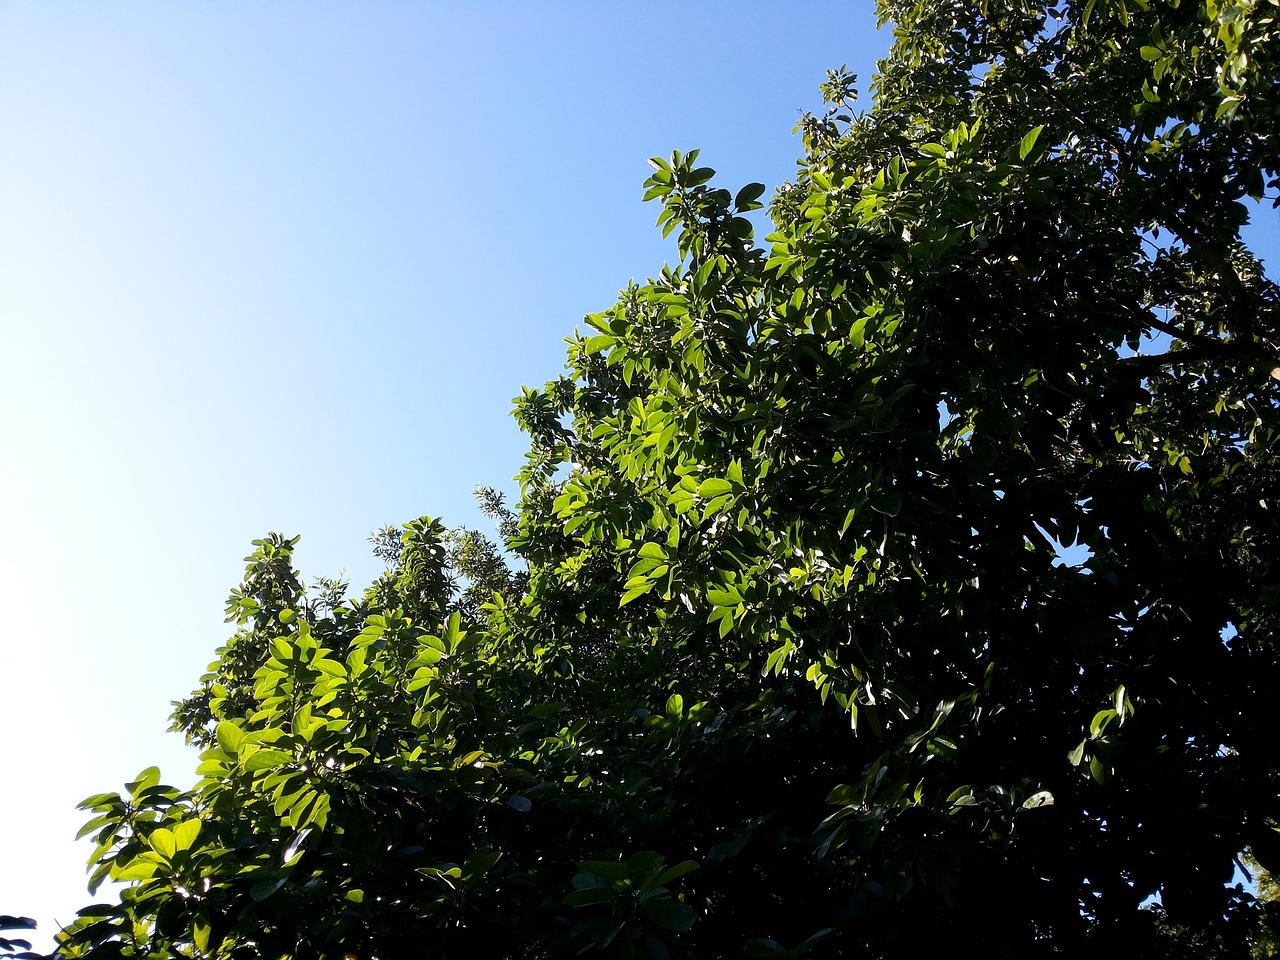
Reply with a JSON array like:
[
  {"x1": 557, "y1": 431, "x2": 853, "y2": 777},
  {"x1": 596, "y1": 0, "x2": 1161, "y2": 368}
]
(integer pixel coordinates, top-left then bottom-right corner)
[{"x1": 52, "y1": 0, "x2": 1279, "y2": 956}]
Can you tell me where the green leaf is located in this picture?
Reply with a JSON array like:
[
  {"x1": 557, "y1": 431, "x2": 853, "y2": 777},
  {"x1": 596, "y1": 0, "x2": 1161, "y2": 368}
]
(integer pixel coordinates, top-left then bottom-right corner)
[
  {"x1": 1090, "y1": 708, "x2": 1118, "y2": 738},
  {"x1": 75, "y1": 814, "x2": 115, "y2": 841},
  {"x1": 243, "y1": 749, "x2": 294, "y2": 772},
  {"x1": 443, "y1": 611, "x2": 464, "y2": 651},
  {"x1": 216, "y1": 721, "x2": 245, "y2": 756},
  {"x1": 193, "y1": 915, "x2": 212, "y2": 952},
  {"x1": 172, "y1": 818, "x2": 202, "y2": 852},
  {"x1": 841, "y1": 508, "x2": 858, "y2": 534},
  {"x1": 313, "y1": 658, "x2": 347, "y2": 678},
  {"x1": 577, "y1": 860, "x2": 630, "y2": 883},
  {"x1": 127, "y1": 767, "x2": 161, "y2": 799},
  {"x1": 653, "y1": 860, "x2": 699, "y2": 887},
  {"x1": 697, "y1": 478, "x2": 734, "y2": 498},
  {"x1": 251, "y1": 878, "x2": 287, "y2": 901},
  {"x1": 565, "y1": 886, "x2": 615, "y2": 906},
  {"x1": 666, "y1": 693, "x2": 684, "y2": 719},
  {"x1": 76, "y1": 792, "x2": 122, "y2": 811},
  {"x1": 1019, "y1": 125, "x2": 1044, "y2": 160},
  {"x1": 1020, "y1": 791, "x2": 1055, "y2": 810},
  {"x1": 620, "y1": 582, "x2": 654, "y2": 605},
  {"x1": 638, "y1": 541, "x2": 668, "y2": 561},
  {"x1": 584, "y1": 334, "x2": 614, "y2": 355},
  {"x1": 726, "y1": 459, "x2": 744, "y2": 487},
  {"x1": 734, "y1": 182, "x2": 767, "y2": 211},
  {"x1": 149, "y1": 828, "x2": 177, "y2": 860},
  {"x1": 112, "y1": 860, "x2": 158, "y2": 882},
  {"x1": 1090, "y1": 756, "x2": 1107, "y2": 784},
  {"x1": 642, "y1": 898, "x2": 696, "y2": 931},
  {"x1": 706, "y1": 587, "x2": 742, "y2": 607}
]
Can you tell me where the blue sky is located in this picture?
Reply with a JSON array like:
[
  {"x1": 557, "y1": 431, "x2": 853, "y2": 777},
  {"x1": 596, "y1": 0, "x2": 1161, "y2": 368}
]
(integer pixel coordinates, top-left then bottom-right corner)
[
  {"x1": 1, "y1": 3, "x2": 1276, "y2": 949},
  {"x1": 0, "y1": 2, "x2": 888, "y2": 944}
]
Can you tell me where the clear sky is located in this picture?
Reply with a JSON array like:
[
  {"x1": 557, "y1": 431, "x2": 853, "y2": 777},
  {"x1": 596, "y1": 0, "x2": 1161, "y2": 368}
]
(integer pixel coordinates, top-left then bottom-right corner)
[
  {"x1": 0, "y1": 2, "x2": 891, "y2": 946},
  {"x1": 1, "y1": 3, "x2": 1276, "y2": 951}
]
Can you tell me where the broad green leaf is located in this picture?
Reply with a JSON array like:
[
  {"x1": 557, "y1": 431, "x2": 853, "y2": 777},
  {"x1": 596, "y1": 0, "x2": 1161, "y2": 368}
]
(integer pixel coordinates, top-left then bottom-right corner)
[
  {"x1": 216, "y1": 721, "x2": 245, "y2": 756},
  {"x1": 313, "y1": 658, "x2": 347, "y2": 678},
  {"x1": 1090, "y1": 709, "x2": 1118, "y2": 738},
  {"x1": 697, "y1": 478, "x2": 734, "y2": 498},
  {"x1": 578, "y1": 860, "x2": 630, "y2": 883},
  {"x1": 112, "y1": 860, "x2": 158, "y2": 882},
  {"x1": 149, "y1": 828, "x2": 177, "y2": 860},
  {"x1": 173, "y1": 818, "x2": 202, "y2": 852},
  {"x1": 620, "y1": 582, "x2": 654, "y2": 605},
  {"x1": 193, "y1": 916, "x2": 212, "y2": 953},
  {"x1": 251, "y1": 878, "x2": 287, "y2": 902},
  {"x1": 642, "y1": 898, "x2": 696, "y2": 931},
  {"x1": 1068, "y1": 740, "x2": 1087, "y2": 767},
  {"x1": 1019, "y1": 125, "x2": 1044, "y2": 160},
  {"x1": 126, "y1": 767, "x2": 161, "y2": 799},
  {"x1": 638, "y1": 541, "x2": 668, "y2": 561},
  {"x1": 243, "y1": 749, "x2": 294, "y2": 772},
  {"x1": 565, "y1": 886, "x2": 615, "y2": 906},
  {"x1": 734, "y1": 182, "x2": 767, "y2": 210},
  {"x1": 653, "y1": 860, "x2": 699, "y2": 887},
  {"x1": 706, "y1": 587, "x2": 742, "y2": 607},
  {"x1": 584, "y1": 334, "x2": 614, "y2": 355},
  {"x1": 1020, "y1": 791, "x2": 1055, "y2": 810}
]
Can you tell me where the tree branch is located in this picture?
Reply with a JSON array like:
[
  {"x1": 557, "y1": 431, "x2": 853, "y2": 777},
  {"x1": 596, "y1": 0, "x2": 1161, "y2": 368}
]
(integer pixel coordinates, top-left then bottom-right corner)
[
  {"x1": 1116, "y1": 345, "x2": 1221, "y2": 372},
  {"x1": 1145, "y1": 313, "x2": 1232, "y2": 352}
]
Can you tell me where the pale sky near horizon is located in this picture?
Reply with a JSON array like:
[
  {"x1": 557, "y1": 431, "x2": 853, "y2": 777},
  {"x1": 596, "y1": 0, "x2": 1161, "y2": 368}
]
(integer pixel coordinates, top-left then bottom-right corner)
[{"x1": 1, "y1": 3, "x2": 1276, "y2": 951}]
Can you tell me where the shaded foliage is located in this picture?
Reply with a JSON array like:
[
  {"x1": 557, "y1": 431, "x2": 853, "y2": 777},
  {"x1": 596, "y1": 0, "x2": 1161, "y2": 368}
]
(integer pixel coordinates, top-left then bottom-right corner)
[{"x1": 0, "y1": 918, "x2": 40, "y2": 960}]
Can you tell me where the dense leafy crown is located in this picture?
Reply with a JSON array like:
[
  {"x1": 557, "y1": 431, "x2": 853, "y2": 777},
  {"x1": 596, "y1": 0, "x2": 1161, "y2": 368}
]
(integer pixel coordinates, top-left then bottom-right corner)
[{"x1": 41, "y1": 1, "x2": 1280, "y2": 957}]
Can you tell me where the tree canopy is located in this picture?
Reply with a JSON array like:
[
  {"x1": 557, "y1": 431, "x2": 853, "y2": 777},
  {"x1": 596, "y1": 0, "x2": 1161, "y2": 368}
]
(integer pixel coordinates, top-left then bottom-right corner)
[{"x1": 44, "y1": 0, "x2": 1280, "y2": 956}]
